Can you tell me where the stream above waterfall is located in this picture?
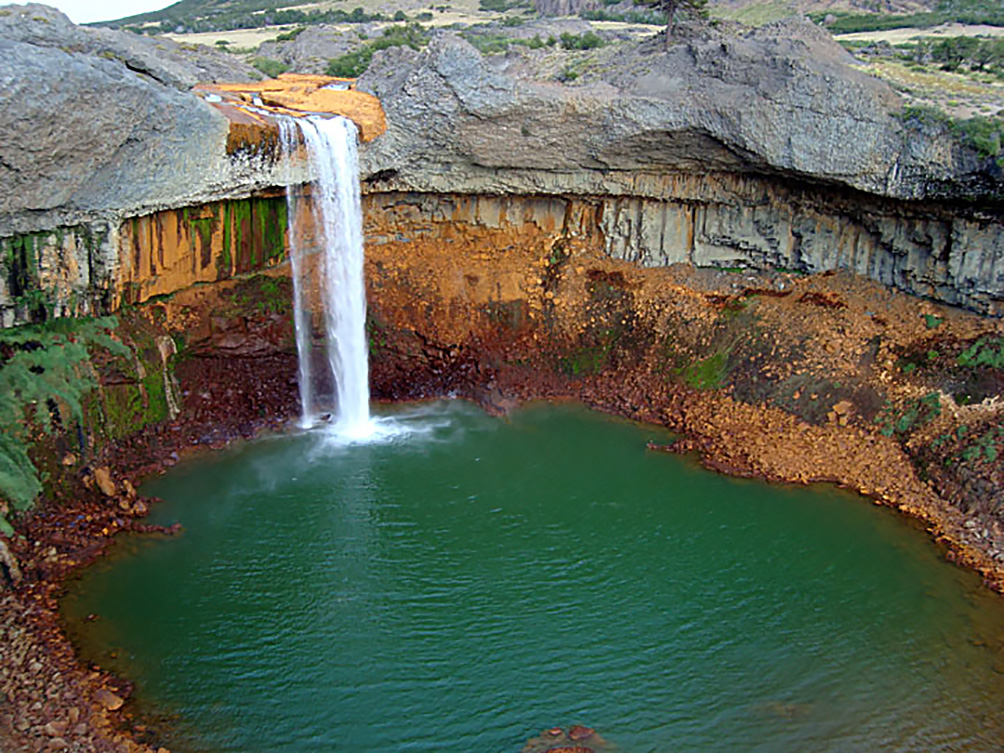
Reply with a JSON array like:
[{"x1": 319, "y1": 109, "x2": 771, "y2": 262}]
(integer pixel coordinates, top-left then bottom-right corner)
[{"x1": 61, "y1": 401, "x2": 1004, "y2": 752}]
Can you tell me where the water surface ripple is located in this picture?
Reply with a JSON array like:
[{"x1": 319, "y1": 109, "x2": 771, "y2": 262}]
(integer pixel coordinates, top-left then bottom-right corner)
[{"x1": 62, "y1": 402, "x2": 1004, "y2": 752}]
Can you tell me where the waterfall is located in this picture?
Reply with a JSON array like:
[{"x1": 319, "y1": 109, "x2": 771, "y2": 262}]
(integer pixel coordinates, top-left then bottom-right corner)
[
  {"x1": 283, "y1": 115, "x2": 373, "y2": 438},
  {"x1": 279, "y1": 119, "x2": 314, "y2": 427}
]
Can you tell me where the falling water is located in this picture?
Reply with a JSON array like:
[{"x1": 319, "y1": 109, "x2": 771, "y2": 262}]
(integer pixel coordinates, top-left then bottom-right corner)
[
  {"x1": 284, "y1": 115, "x2": 372, "y2": 437},
  {"x1": 279, "y1": 119, "x2": 314, "y2": 426}
]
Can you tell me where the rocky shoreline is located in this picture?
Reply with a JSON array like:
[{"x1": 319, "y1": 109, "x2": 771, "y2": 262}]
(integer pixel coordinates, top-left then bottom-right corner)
[
  {"x1": 2, "y1": 368, "x2": 1003, "y2": 751},
  {"x1": 3, "y1": 263, "x2": 1004, "y2": 752},
  {"x1": 2, "y1": 372, "x2": 1002, "y2": 752},
  {"x1": 0, "y1": 351, "x2": 300, "y2": 753}
]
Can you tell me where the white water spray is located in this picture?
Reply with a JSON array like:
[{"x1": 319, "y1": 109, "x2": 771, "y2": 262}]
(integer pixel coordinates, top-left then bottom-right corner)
[{"x1": 284, "y1": 115, "x2": 373, "y2": 438}]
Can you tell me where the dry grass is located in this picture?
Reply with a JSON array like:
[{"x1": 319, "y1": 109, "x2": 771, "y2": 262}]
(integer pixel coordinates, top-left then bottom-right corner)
[
  {"x1": 165, "y1": 27, "x2": 301, "y2": 48},
  {"x1": 162, "y1": 0, "x2": 523, "y2": 48},
  {"x1": 710, "y1": 0, "x2": 799, "y2": 27},
  {"x1": 836, "y1": 22, "x2": 1004, "y2": 45},
  {"x1": 856, "y1": 58, "x2": 1004, "y2": 118}
]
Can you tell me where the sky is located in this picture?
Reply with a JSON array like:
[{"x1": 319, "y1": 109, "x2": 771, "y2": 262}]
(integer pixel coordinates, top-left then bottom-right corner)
[{"x1": 22, "y1": 1, "x2": 176, "y2": 24}]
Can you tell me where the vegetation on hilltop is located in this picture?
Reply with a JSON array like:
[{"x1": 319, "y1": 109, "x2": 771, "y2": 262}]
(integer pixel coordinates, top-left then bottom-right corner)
[
  {"x1": 844, "y1": 30, "x2": 1004, "y2": 151},
  {"x1": 914, "y1": 35, "x2": 1004, "y2": 76},
  {"x1": 812, "y1": 0, "x2": 1004, "y2": 34},
  {"x1": 898, "y1": 105, "x2": 1004, "y2": 160},
  {"x1": 107, "y1": 3, "x2": 398, "y2": 35}
]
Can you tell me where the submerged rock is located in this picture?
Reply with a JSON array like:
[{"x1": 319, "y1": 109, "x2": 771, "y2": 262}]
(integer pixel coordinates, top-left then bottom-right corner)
[{"x1": 523, "y1": 725, "x2": 611, "y2": 752}]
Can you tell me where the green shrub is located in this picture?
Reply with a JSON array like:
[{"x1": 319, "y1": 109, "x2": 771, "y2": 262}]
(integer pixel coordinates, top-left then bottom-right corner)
[
  {"x1": 559, "y1": 31, "x2": 605, "y2": 50},
  {"x1": 954, "y1": 116, "x2": 1004, "y2": 157},
  {"x1": 326, "y1": 24, "x2": 428, "y2": 77},
  {"x1": 275, "y1": 26, "x2": 306, "y2": 42},
  {"x1": 679, "y1": 351, "x2": 730, "y2": 390},
  {"x1": 465, "y1": 31, "x2": 552, "y2": 54},
  {"x1": 479, "y1": 0, "x2": 530, "y2": 11},
  {"x1": 957, "y1": 337, "x2": 1004, "y2": 368},
  {"x1": 0, "y1": 317, "x2": 131, "y2": 532},
  {"x1": 581, "y1": 9, "x2": 665, "y2": 24},
  {"x1": 251, "y1": 57, "x2": 289, "y2": 78},
  {"x1": 898, "y1": 106, "x2": 1004, "y2": 159},
  {"x1": 875, "y1": 392, "x2": 941, "y2": 437}
]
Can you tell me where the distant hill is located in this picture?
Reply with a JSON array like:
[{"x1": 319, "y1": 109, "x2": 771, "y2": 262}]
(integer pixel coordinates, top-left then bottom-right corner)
[
  {"x1": 97, "y1": 0, "x2": 1002, "y2": 34},
  {"x1": 100, "y1": 1, "x2": 340, "y2": 29}
]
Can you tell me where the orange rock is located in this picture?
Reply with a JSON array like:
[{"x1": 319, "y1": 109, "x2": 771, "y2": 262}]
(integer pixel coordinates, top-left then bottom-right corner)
[
  {"x1": 92, "y1": 468, "x2": 116, "y2": 498},
  {"x1": 195, "y1": 74, "x2": 386, "y2": 143}
]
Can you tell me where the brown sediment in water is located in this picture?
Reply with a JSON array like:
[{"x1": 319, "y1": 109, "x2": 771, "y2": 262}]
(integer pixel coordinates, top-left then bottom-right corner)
[{"x1": 2, "y1": 245, "x2": 1004, "y2": 750}]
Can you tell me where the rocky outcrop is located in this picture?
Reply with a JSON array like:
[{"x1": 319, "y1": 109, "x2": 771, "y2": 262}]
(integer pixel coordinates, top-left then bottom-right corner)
[
  {"x1": 199, "y1": 74, "x2": 387, "y2": 142},
  {"x1": 256, "y1": 25, "x2": 368, "y2": 76},
  {"x1": 0, "y1": 3, "x2": 258, "y2": 89},
  {"x1": 533, "y1": 0, "x2": 602, "y2": 16},
  {"x1": 0, "y1": 5, "x2": 293, "y2": 237},
  {"x1": 354, "y1": 24, "x2": 1003, "y2": 311},
  {"x1": 0, "y1": 1, "x2": 289, "y2": 325},
  {"x1": 0, "y1": 6, "x2": 388, "y2": 325},
  {"x1": 1, "y1": 7, "x2": 1003, "y2": 323},
  {"x1": 357, "y1": 22, "x2": 996, "y2": 200}
]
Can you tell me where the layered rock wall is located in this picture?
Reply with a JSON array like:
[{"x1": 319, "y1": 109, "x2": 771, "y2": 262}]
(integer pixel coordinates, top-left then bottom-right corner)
[
  {"x1": 368, "y1": 187, "x2": 1004, "y2": 316},
  {"x1": 119, "y1": 195, "x2": 290, "y2": 304},
  {"x1": 6, "y1": 181, "x2": 1003, "y2": 327},
  {"x1": 590, "y1": 174, "x2": 1004, "y2": 315},
  {"x1": 352, "y1": 28, "x2": 1004, "y2": 314}
]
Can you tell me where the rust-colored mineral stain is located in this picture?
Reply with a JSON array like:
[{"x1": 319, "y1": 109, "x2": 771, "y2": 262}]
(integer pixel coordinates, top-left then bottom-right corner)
[{"x1": 195, "y1": 73, "x2": 386, "y2": 143}]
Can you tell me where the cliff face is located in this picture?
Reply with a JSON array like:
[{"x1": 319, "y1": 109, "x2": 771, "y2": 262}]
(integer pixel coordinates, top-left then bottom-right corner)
[
  {"x1": 357, "y1": 23, "x2": 997, "y2": 200},
  {"x1": 354, "y1": 28, "x2": 1004, "y2": 313},
  {"x1": 1, "y1": 7, "x2": 1003, "y2": 325},
  {"x1": 0, "y1": 4, "x2": 296, "y2": 324},
  {"x1": 0, "y1": 6, "x2": 388, "y2": 325}
]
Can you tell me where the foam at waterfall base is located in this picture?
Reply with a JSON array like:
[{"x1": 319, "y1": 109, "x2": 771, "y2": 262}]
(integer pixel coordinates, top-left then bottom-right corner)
[{"x1": 296, "y1": 401, "x2": 465, "y2": 447}]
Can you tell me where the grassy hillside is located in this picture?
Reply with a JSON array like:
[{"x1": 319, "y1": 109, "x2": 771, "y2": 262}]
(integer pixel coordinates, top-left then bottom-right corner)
[
  {"x1": 108, "y1": 1, "x2": 291, "y2": 27},
  {"x1": 100, "y1": 0, "x2": 1004, "y2": 35},
  {"x1": 102, "y1": 0, "x2": 405, "y2": 33},
  {"x1": 811, "y1": 0, "x2": 1004, "y2": 33}
]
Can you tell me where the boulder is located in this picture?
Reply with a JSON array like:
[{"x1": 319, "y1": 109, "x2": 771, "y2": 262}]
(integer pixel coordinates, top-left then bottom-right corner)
[
  {"x1": 92, "y1": 467, "x2": 116, "y2": 498},
  {"x1": 93, "y1": 688, "x2": 123, "y2": 711},
  {"x1": 0, "y1": 4, "x2": 289, "y2": 238}
]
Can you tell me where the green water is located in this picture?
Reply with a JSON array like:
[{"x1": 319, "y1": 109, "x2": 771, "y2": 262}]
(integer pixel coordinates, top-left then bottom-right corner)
[{"x1": 62, "y1": 402, "x2": 1004, "y2": 752}]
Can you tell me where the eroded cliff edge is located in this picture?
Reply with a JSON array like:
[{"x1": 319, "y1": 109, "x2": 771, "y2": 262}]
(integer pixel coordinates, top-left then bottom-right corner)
[{"x1": 2, "y1": 6, "x2": 1004, "y2": 324}]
